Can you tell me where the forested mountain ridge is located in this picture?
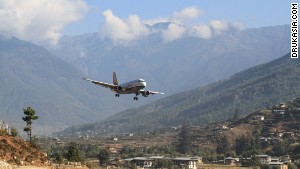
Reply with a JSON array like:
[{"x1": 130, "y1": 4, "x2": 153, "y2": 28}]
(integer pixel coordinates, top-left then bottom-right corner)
[
  {"x1": 64, "y1": 52, "x2": 300, "y2": 134},
  {"x1": 0, "y1": 36, "x2": 133, "y2": 134}
]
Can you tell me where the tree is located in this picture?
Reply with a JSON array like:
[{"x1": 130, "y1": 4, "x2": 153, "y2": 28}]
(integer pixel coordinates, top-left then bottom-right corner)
[
  {"x1": 249, "y1": 155, "x2": 261, "y2": 167},
  {"x1": 216, "y1": 136, "x2": 231, "y2": 155},
  {"x1": 22, "y1": 107, "x2": 38, "y2": 143},
  {"x1": 235, "y1": 135, "x2": 259, "y2": 156},
  {"x1": 10, "y1": 127, "x2": 18, "y2": 137},
  {"x1": 233, "y1": 107, "x2": 242, "y2": 121},
  {"x1": 176, "y1": 124, "x2": 192, "y2": 154},
  {"x1": 67, "y1": 142, "x2": 83, "y2": 162},
  {"x1": 98, "y1": 148, "x2": 111, "y2": 166}
]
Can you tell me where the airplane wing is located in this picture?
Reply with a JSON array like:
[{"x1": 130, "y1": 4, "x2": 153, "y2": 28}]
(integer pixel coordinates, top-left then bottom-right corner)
[
  {"x1": 83, "y1": 77, "x2": 117, "y2": 90},
  {"x1": 139, "y1": 89, "x2": 165, "y2": 96}
]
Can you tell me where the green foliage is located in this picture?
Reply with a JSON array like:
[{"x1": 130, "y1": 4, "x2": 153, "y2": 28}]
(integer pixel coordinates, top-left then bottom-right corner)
[
  {"x1": 55, "y1": 153, "x2": 64, "y2": 164},
  {"x1": 288, "y1": 162, "x2": 298, "y2": 169},
  {"x1": 250, "y1": 155, "x2": 261, "y2": 167},
  {"x1": 10, "y1": 127, "x2": 18, "y2": 137},
  {"x1": 235, "y1": 135, "x2": 260, "y2": 156},
  {"x1": 216, "y1": 136, "x2": 231, "y2": 155},
  {"x1": 176, "y1": 124, "x2": 192, "y2": 154},
  {"x1": 0, "y1": 128, "x2": 8, "y2": 136},
  {"x1": 98, "y1": 148, "x2": 111, "y2": 166},
  {"x1": 66, "y1": 142, "x2": 83, "y2": 162},
  {"x1": 271, "y1": 141, "x2": 289, "y2": 156},
  {"x1": 232, "y1": 107, "x2": 242, "y2": 121},
  {"x1": 22, "y1": 107, "x2": 38, "y2": 144}
]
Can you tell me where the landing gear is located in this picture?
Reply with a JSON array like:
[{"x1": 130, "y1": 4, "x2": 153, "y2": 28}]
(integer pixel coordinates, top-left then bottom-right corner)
[
  {"x1": 115, "y1": 94, "x2": 120, "y2": 97},
  {"x1": 133, "y1": 93, "x2": 139, "y2": 100}
]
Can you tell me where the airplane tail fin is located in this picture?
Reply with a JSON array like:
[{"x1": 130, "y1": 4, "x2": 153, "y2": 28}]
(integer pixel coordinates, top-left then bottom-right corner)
[{"x1": 113, "y1": 72, "x2": 118, "y2": 85}]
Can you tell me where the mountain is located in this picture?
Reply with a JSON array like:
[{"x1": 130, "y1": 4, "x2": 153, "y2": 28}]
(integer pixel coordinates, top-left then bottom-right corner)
[
  {"x1": 0, "y1": 36, "x2": 134, "y2": 134},
  {"x1": 63, "y1": 52, "x2": 300, "y2": 134},
  {"x1": 50, "y1": 24, "x2": 290, "y2": 95}
]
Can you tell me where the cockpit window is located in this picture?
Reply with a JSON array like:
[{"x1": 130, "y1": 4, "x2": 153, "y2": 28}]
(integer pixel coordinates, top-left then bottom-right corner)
[{"x1": 138, "y1": 79, "x2": 145, "y2": 82}]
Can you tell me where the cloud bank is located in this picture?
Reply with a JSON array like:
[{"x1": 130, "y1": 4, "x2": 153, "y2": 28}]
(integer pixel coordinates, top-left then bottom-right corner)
[
  {"x1": 101, "y1": 9, "x2": 149, "y2": 43},
  {"x1": 0, "y1": 0, "x2": 88, "y2": 45},
  {"x1": 101, "y1": 7, "x2": 244, "y2": 43},
  {"x1": 0, "y1": 3, "x2": 243, "y2": 45}
]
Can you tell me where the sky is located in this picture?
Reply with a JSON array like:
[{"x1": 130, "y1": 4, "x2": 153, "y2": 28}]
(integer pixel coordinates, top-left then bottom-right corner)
[{"x1": 0, "y1": 0, "x2": 295, "y2": 45}]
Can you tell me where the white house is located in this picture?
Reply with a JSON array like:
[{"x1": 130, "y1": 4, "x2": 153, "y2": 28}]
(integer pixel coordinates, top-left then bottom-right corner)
[
  {"x1": 269, "y1": 162, "x2": 288, "y2": 169},
  {"x1": 258, "y1": 155, "x2": 271, "y2": 165}
]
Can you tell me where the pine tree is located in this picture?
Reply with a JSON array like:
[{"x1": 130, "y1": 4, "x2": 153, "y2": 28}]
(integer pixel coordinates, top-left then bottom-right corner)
[
  {"x1": 217, "y1": 136, "x2": 231, "y2": 155},
  {"x1": 98, "y1": 149, "x2": 111, "y2": 166},
  {"x1": 67, "y1": 142, "x2": 83, "y2": 162},
  {"x1": 22, "y1": 107, "x2": 38, "y2": 143},
  {"x1": 176, "y1": 124, "x2": 192, "y2": 154},
  {"x1": 233, "y1": 107, "x2": 242, "y2": 121}
]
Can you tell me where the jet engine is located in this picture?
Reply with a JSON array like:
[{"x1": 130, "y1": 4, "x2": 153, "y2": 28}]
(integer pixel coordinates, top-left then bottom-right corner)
[
  {"x1": 117, "y1": 86, "x2": 123, "y2": 91},
  {"x1": 142, "y1": 91, "x2": 150, "y2": 97}
]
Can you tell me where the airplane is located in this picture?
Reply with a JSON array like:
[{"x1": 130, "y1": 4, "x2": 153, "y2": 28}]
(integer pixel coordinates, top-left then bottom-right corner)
[{"x1": 83, "y1": 72, "x2": 164, "y2": 100}]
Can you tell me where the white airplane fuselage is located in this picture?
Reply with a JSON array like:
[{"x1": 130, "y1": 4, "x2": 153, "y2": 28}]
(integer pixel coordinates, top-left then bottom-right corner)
[{"x1": 114, "y1": 79, "x2": 147, "y2": 94}]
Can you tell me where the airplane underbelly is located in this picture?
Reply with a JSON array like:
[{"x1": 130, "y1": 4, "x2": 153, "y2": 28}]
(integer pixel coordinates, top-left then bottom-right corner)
[{"x1": 116, "y1": 86, "x2": 144, "y2": 94}]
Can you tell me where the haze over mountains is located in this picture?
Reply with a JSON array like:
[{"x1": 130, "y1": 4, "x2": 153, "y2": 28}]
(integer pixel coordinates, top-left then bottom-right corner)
[
  {"x1": 51, "y1": 24, "x2": 290, "y2": 95},
  {"x1": 0, "y1": 23, "x2": 291, "y2": 134}
]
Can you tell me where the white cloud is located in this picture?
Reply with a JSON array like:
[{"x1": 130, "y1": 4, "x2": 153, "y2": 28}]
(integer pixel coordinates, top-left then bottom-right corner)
[
  {"x1": 101, "y1": 9, "x2": 149, "y2": 43},
  {"x1": 230, "y1": 21, "x2": 244, "y2": 31},
  {"x1": 209, "y1": 20, "x2": 229, "y2": 35},
  {"x1": 171, "y1": 6, "x2": 201, "y2": 24},
  {"x1": 0, "y1": 0, "x2": 88, "y2": 45},
  {"x1": 100, "y1": 7, "x2": 243, "y2": 43},
  {"x1": 191, "y1": 24, "x2": 212, "y2": 39},
  {"x1": 162, "y1": 23, "x2": 186, "y2": 42},
  {"x1": 144, "y1": 6, "x2": 201, "y2": 26}
]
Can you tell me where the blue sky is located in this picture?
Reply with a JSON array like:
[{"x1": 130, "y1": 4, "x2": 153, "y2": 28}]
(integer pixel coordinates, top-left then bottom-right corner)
[
  {"x1": 0, "y1": 0, "x2": 294, "y2": 45},
  {"x1": 64, "y1": 0, "x2": 294, "y2": 35}
]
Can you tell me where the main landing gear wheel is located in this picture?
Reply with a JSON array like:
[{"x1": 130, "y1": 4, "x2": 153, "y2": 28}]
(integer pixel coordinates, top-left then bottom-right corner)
[
  {"x1": 133, "y1": 97, "x2": 138, "y2": 100},
  {"x1": 115, "y1": 94, "x2": 120, "y2": 97}
]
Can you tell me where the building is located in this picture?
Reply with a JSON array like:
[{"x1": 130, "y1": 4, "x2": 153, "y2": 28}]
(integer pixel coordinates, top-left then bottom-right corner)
[
  {"x1": 127, "y1": 156, "x2": 201, "y2": 169},
  {"x1": 173, "y1": 157, "x2": 200, "y2": 169},
  {"x1": 132, "y1": 157, "x2": 153, "y2": 168},
  {"x1": 105, "y1": 144, "x2": 123, "y2": 154},
  {"x1": 258, "y1": 155, "x2": 271, "y2": 165},
  {"x1": 269, "y1": 162, "x2": 288, "y2": 169},
  {"x1": 224, "y1": 157, "x2": 239, "y2": 165}
]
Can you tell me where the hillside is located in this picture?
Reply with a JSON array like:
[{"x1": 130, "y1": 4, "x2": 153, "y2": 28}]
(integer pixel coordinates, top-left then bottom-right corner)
[
  {"x1": 64, "y1": 52, "x2": 300, "y2": 134},
  {"x1": 51, "y1": 24, "x2": 290, "y2": 95},
  {"x1": 0, "y1": 36, "x2": 134, "y2": 134},
  {"x1": 0, "y1": 135, "x2": 47, "y2": 166}
]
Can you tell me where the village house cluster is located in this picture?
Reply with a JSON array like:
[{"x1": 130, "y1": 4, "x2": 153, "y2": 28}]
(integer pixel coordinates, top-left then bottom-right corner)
[
  {"x1": 225, "y1": 154, "x2": 291, "y2": 169},
  {"x1": 124, "y1": 156, "x2": 202, "y2": 169}
]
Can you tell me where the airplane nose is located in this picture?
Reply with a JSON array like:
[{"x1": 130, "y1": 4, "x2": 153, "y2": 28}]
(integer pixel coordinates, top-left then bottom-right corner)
[{"x1": 142, "y1": 82, "x2": 146, "y2": 87}]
